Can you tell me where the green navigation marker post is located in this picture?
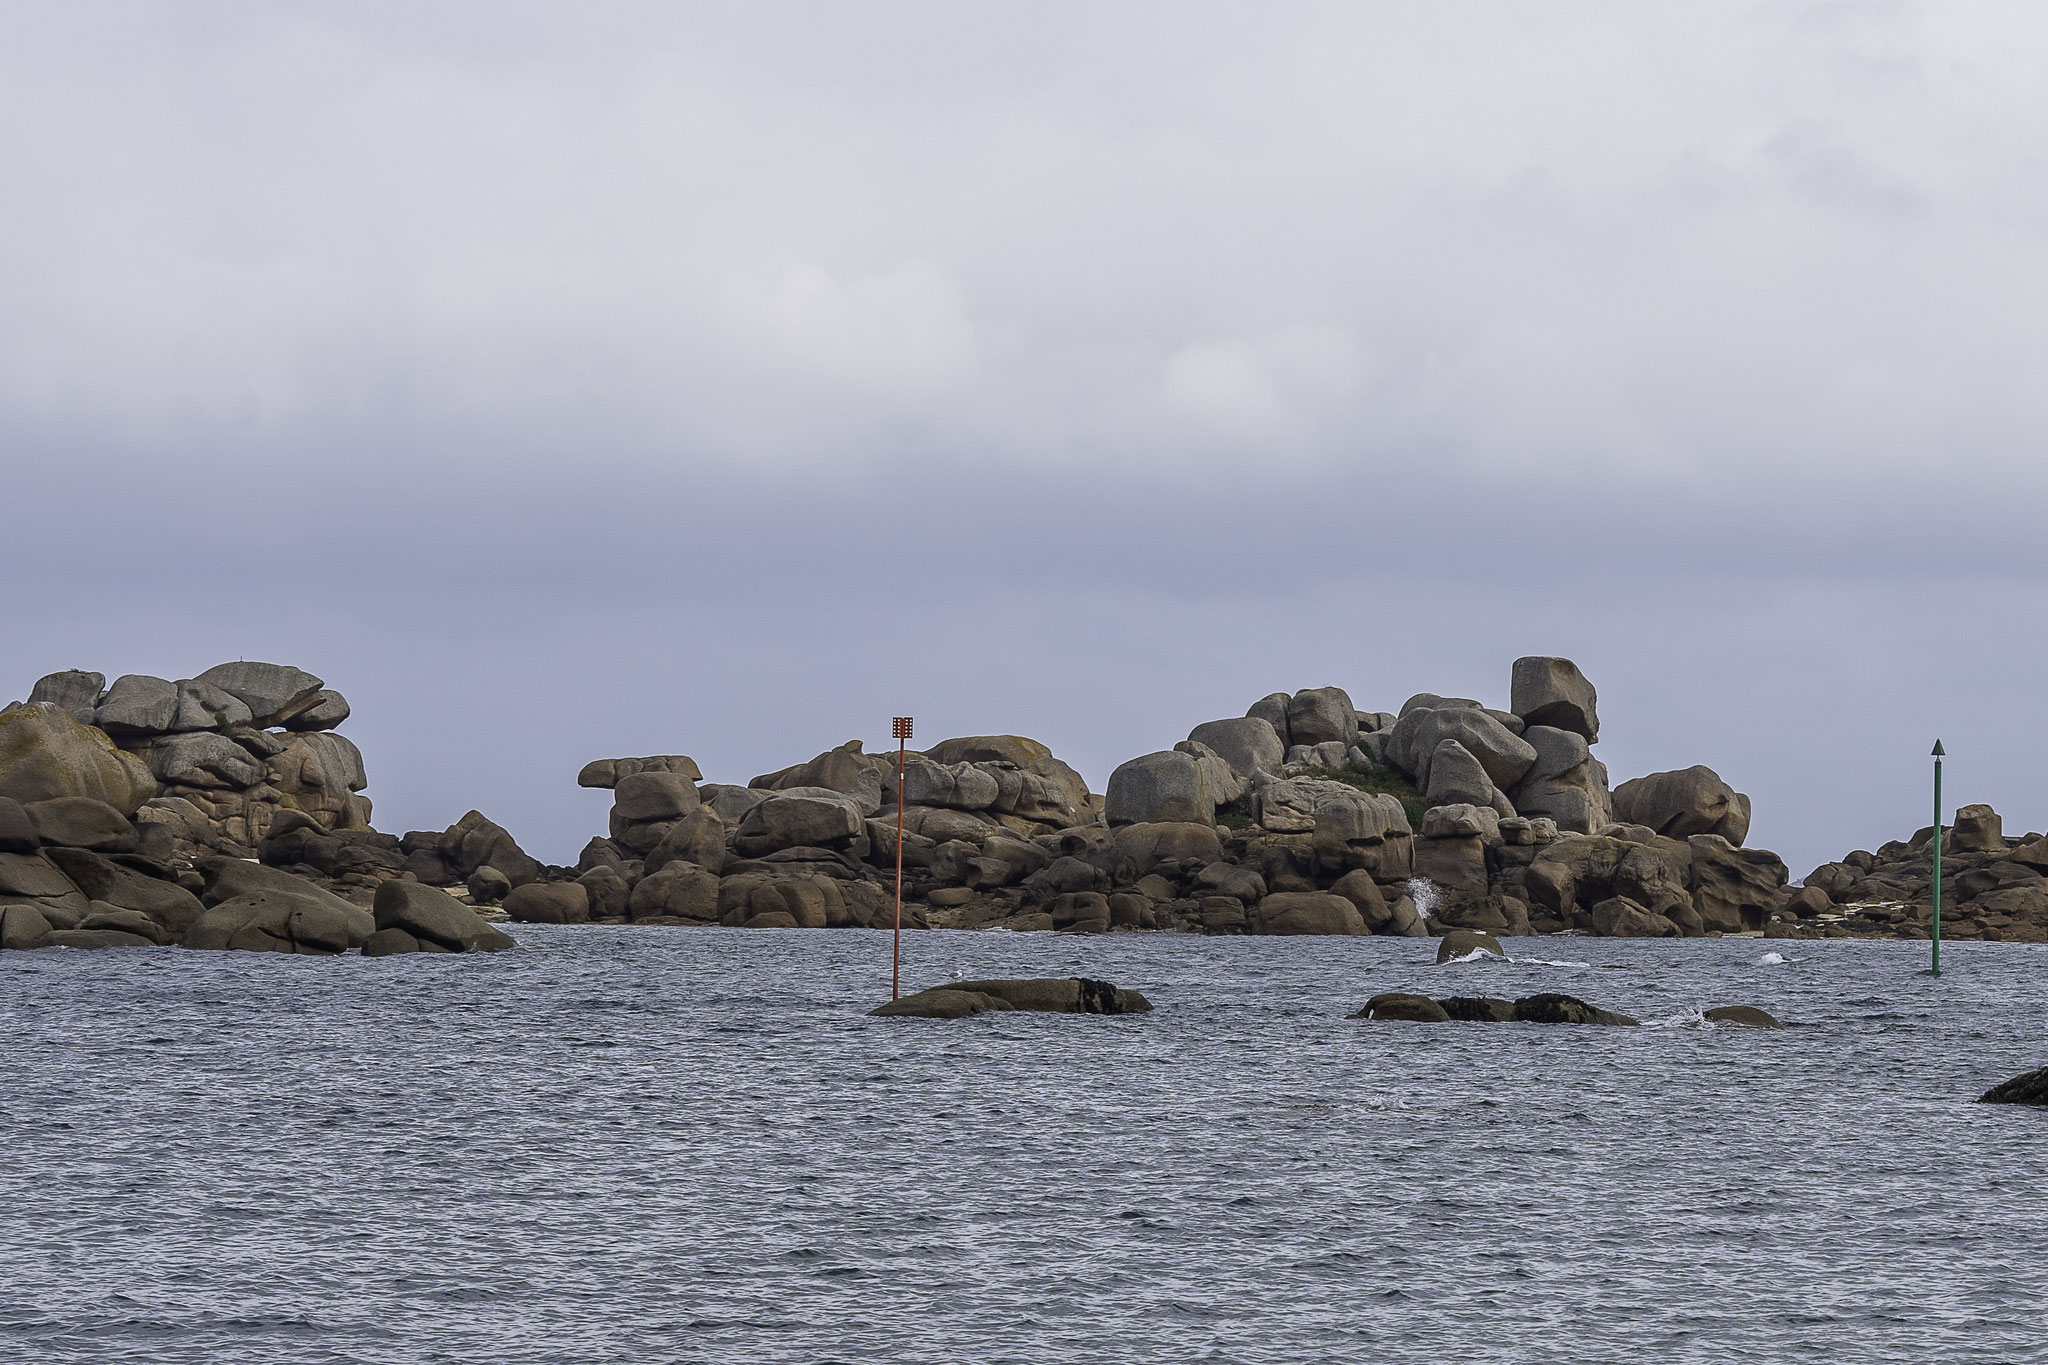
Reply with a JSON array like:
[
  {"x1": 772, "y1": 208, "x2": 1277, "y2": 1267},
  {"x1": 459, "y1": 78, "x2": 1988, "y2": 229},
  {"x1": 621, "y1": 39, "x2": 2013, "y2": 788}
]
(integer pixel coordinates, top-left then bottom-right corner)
[{"x1": 1931, "y1": 739, "x2": 1945, "y2": 977}]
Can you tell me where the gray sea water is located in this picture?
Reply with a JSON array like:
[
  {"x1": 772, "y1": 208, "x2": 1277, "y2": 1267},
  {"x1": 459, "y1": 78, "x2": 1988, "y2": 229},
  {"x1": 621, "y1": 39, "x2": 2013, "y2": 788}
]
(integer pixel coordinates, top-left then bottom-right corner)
[{"x1": 3, "y1": 928, "x2": 2045, "y2": 1365}]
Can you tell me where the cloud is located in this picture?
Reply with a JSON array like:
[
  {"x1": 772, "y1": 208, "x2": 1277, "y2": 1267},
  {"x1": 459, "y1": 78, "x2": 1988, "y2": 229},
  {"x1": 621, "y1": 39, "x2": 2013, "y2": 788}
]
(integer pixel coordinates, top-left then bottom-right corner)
[{"x1": 5, "y1": 1, "x2": 2047, "y2": 485}]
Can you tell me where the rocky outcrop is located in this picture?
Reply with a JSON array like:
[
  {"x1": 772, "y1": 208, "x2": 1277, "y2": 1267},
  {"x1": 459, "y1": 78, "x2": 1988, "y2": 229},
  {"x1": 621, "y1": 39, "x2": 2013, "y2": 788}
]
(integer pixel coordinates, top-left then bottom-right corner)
[
  {"x1": 8, "y1": 664, "x2": 370, "y2": 859},
  {"x1": 1795, "y1": 804, "x2": 2048, "y2": 943},
  {"x1": 13, "y1": 653, "x2": 1826, "y2": 950}
]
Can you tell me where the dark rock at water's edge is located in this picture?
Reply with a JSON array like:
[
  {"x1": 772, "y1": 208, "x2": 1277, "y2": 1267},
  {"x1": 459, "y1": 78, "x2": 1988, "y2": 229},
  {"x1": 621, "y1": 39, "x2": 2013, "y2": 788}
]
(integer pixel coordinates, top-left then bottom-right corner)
[
  {"x1": 871, "y1": 977, "x2": 1153, "y2": 1018},
  {"x1": 1979, "y1": 1067, "x2": 2048, "y2": 1106}
]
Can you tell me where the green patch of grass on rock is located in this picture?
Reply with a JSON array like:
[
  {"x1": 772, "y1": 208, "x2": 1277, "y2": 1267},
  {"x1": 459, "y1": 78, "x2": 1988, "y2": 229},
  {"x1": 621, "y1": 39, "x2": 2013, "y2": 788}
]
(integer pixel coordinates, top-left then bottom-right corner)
[{"x1": 1300, "y1": 760, "x2": 1430, "y2": 830}]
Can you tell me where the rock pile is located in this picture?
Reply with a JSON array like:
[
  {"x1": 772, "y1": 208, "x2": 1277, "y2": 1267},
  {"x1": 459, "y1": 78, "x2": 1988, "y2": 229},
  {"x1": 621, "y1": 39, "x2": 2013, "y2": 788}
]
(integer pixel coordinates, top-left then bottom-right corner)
[
  {"x1": 1791, "y1": 804, "x2": 2048, "y2": 942},
  {"x1": 1, "y1": 667, "x2": 517, "y2": 959},
  {"x1": 488, "y1": 655, "x2": 1790, "y2": 942},
  {"x1": 8, "y1": 664, "x2": 368, "y2": 856},
  {"x1": 9, "y1": 654, "x2": 1813, "y2": 944}
]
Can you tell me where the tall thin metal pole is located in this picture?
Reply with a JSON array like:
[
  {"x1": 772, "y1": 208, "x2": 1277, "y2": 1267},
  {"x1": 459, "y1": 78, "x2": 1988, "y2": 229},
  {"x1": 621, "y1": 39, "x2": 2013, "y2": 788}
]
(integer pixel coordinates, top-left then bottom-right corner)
[
  {"x1": 1931, "y1": 739, "x2": 1945, "y2": 978},
  {"x1": 892, "y1": 717, "x2": 912, "y2": 999}
]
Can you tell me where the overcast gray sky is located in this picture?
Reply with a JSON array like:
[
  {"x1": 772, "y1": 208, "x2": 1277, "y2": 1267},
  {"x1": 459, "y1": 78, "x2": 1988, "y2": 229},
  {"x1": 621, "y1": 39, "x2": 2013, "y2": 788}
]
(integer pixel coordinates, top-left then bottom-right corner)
[{"x1": 7, "y1": 2, "x2": 2046, "y2": 875}]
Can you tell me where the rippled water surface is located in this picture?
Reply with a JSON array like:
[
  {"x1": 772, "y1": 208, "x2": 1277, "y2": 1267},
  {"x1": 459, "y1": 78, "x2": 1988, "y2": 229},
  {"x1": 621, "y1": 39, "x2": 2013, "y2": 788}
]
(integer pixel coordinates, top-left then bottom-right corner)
[{"x1": 4, "y1": 929, "x2": 2047, "y2": 1364}]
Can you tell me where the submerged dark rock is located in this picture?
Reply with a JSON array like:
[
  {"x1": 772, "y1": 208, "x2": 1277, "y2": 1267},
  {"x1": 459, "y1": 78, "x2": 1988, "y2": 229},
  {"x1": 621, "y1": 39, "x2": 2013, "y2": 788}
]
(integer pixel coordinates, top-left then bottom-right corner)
[
  {"x1": 1980, "y1": 1067, "x2": 2048, "y2": 1107},
  {"x1": 1703, "y1": 1005, "x2": 1782, "y2": 1029},
  {"x1": 1352, "y1": 992, "x2": 1452, "y2": 1022},
  {"x1": 1435, "y1": 929, "x2": 1505, "y2": 963},
  {"x1": 871, "y1": 976, "x2": 1152, "y2": 1018}
]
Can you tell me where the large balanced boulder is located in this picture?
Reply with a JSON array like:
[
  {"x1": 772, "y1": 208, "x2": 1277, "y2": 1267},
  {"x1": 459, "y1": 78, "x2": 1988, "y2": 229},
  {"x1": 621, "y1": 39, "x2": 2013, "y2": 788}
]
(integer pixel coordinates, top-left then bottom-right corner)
[
  {"x1": 282, "y1": 690, "x2": 350, "y2": 732},
  {"x1": 1286, "y1": 687, "x2": 1359, "y2": 750},
  {"x1": 371, "y1": 881, "x2": 515, "y2": 953},
  {"x1": 1186, "y1": 716, "x2": 1286, "y2": 780},
  {"x1": 1510, "y1": 657, "x2": 1599, "y2": 742},
  {"x1": 1980, "y1": 1067, "x2": 2048, "y2": 1106},
  {"x1": 0, "y1": 703, "x2": 156, "y2": 814},
  {"x1": 193, "y1": 662, "x2": 326, "y2": 728},
  {"x1": 28, "y1": 671, "x2": 105, "y2": 722},
  {"x1": 1613, "y1": 766, "x2": 1751, "y2": 845},
  {"x1": 1105, "y1": 751, "x2": 1213, "y2": 826},
  {"x1": 871, "y1": 976, "x2": 1152, "y2": 1018}
]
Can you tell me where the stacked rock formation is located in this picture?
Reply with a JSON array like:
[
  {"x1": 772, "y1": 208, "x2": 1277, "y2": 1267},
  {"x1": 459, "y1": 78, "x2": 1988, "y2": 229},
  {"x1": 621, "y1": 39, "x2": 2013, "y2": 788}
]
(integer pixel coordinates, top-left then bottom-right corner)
[
  {"x1": 490, "y1": 656, "x2": 1790, "y2": 940},
  {"x1": 1791, "y1": 804, "x2": 2048, "y2": 943},
  {"x1": 11, "y1": 664, "x2": 368, "y2": 855},
  {"x1": 10, "y1": 654, "x2": 1817, "y2": 943},
  {"x1": 1, "y1": 668, "x2": 517, "y2": 958}
]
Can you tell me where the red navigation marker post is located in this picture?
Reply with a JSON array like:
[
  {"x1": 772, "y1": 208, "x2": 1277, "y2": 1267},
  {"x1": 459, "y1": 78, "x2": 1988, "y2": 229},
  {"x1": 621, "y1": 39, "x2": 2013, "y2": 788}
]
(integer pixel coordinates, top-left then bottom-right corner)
[{"x1": 892, "y1": 717, "x2": 913, "y2": 1000}]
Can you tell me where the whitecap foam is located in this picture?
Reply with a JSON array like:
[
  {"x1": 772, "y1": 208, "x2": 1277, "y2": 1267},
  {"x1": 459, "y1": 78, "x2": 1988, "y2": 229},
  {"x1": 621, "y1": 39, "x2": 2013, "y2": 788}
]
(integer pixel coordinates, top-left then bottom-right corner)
[
  {"x1": 1642, "y1": 1009, "x2": 1711, "y2": 1029},
  {"x1": 1755, "y1": 951, "x2": 1792, "y2": 966},
  {"x1": 1440, "y1": 947, "x2": 1506, "y2": 965},
  {"x1": 1505, "y1": 956, "x2": 1592, "y2": 968}
]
